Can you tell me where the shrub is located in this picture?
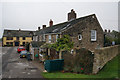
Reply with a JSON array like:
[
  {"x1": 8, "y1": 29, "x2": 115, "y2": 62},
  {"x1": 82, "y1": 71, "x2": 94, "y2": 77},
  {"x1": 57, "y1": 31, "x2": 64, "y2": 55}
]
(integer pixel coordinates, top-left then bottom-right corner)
[
  {"x1": 63, "y1": 51, "x2": 74, "y2": 72},
  {"x1": 63, "y1": 48, "x2": 94, "y2": 74}
]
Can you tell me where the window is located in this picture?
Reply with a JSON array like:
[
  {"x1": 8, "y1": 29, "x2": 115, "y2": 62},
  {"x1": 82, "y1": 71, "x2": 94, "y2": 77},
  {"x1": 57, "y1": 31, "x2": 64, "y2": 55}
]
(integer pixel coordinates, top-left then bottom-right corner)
[
  {"x1": 56, "y1": 34, "x2": 58, "y2": 41},
  {"x1": 23, "y1": 42, "x2": 25, "y2": 46},
  {"x1": 23, "y1": 37, "x2": 25, "y2": 40},
  {"x1": 48, "y1": 35, "x2": 51, "y2": 43},
  {"x1": 36, "y1": 36, "x2": 38, "y2": 41},
  {"x1": 6, "y1": 42, "x2": 9, "y2": 45},
  {"x1": 43, "y1": 35, "x2": 45, "y2": 41},
  {"x1": 91, "y1": 30, "x2": 97, "y2": 41},
  {"x1": 7, "y1": 37, "x2": 13, "y2": 40},
  {"x1": 16, "y1": 37, "x2": 19, "y2": 40},
  {"x1": 33, "y1": 36, "x2": 36, "y2": 41},
  {"x1": 71, "y1": 49, "x2": 74, "y2": 54},
  {"x1": 10, "y1": 42, "x2": 13, "y2": 45},
  {"x1": 78, "y1": 34, "x2": 82, "y2": 40}
]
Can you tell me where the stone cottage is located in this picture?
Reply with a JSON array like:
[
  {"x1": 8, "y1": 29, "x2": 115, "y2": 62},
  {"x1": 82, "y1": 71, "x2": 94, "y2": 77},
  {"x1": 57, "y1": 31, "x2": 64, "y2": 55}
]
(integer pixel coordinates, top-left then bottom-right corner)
[{"x1": 33, "y1": 9, "x2": 104, "y2": 54}]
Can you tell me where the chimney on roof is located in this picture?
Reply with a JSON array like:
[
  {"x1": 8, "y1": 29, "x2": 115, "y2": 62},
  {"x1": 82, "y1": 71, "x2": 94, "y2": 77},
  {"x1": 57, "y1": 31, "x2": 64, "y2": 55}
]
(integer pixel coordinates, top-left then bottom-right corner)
[
  {"x1": 38, "y1": 27, "x2": 41, "y2": 31},
  {"x1": 42, "y1": 25, "x2": 46, "y2": 29},
  {"x1": 19, "y1": 29, "x2": 21, "y2": 32},
  {"x1": 49, "y1": 19, "x2": 53, "y2": 27},
  {"x1": 68, "y1": 9, "x2": 77, "y2": 21},
  {"x1": 105, "y1": 29, "x2": 107, "y2": 32},
  {"x1": 108, "y1": 30, "x2": 111, "y2": 33}
]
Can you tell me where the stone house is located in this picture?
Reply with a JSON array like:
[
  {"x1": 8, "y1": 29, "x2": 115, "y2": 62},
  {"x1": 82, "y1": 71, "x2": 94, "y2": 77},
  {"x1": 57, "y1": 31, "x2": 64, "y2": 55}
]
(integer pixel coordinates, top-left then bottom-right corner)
[
  {"x1": 30, "y1": 41, "x2": 45, "y2": 60},
  {"x1": 2, "y1": 29, "x2": 34, "y2": 47},
  {"x1": 33, "y1": 9, "x2": 104, "y2": 54}
]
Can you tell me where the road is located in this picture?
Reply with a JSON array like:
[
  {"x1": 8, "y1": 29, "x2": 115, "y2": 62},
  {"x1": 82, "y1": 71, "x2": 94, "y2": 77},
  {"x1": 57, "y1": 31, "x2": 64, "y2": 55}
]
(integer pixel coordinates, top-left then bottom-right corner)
[{"x1": 2, "y1": 47, "x2": 46, "y2": 79}]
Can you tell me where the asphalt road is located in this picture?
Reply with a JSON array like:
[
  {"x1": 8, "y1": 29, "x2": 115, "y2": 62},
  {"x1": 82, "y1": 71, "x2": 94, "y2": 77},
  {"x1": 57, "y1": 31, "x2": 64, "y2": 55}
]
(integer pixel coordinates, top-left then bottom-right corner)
[{"x1": 2, "y1": 47, "x2": 46, "y2": 79}]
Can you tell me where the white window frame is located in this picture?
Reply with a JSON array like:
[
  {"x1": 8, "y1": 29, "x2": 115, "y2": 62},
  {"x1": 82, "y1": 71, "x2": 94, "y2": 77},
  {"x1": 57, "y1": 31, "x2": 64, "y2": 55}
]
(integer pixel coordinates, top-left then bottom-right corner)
[
  {"x1": 78, "y1": 34, "x2": 82, "y2": 40},
  {"x1": 36, "y1": 36, "x2": 38, "y2": 41},
  {"x1": 56, "y1": 34, "x2": 58, "y2": 42},
  {"x1": 43, "y1": 34, "x2": 45, "y2": 41},
  {"x1": 33, "y1": 36, "x2": 37, "y2": 41},
  {"x1": 48, "y1": 35, "x2": 51, "y2": 43},
  {"x1": 91, "y1": 30, "x2": 97, "y2": 41}
]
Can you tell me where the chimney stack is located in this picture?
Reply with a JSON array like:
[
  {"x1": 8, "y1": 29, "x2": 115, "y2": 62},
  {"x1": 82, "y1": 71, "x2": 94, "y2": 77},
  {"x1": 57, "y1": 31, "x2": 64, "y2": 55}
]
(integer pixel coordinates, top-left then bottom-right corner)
[
  {"x1": 105, "y1": 29, "x2": 107, "y2": 32},
  {"x1": 42, "y1": 25, "x2": 46, "y2": 29},
  {"x1": 19, "y1": 29, "x2": 21, "y2": 32},
  {"x1": 108, "y1": 30, "x2": 111, "y2": 33},
  {"x1": 68, "y1": 9, "x2": 77, "y2": 21},
  {"x1": 49, "y1": 19, "x2": 53, "y2": 27},
  {"x1": 38, "y1": 27, "x2": 41, "y2": 31}
]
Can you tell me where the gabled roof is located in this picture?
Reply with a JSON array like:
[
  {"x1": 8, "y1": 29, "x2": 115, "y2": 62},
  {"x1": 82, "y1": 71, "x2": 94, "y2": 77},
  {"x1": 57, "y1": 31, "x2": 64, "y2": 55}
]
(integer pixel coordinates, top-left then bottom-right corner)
[
  {"x1": 36, "y1": 14, "x2": 96, "y2": 35},
  {"x1": 3, "y1": 29, "x2": 35, "y2": 37}
]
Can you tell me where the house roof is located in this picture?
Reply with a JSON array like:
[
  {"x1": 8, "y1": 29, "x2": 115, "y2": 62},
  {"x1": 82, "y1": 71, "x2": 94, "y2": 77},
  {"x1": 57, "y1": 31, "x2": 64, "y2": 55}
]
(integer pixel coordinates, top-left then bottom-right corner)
[
  {"x1": 36, "y1": 14, "x2": 96, "y2": 35},
  {"x1": 3, "y1": 29, "x2": 35, "y2": 37},
  {"x1": 31, "y1": 41, "x2": 45, "y2": 47}
]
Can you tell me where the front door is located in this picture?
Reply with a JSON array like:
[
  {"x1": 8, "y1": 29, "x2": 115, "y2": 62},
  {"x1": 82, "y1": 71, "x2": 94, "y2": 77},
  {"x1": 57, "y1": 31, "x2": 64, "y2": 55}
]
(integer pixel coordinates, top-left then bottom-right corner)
[{"x1": 15, "y1": 41, "x2": 19, "y2": 46}]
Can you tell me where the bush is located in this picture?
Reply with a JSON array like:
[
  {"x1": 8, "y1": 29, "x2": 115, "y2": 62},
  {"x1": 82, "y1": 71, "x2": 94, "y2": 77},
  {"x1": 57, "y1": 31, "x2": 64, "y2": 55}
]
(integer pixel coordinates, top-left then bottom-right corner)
[
  {"x1": 63, "y1": 48, "x2": 94, "y2": 74},
  {"x1": 63, "y1": 51, "x2": 74, "y2": 72}
]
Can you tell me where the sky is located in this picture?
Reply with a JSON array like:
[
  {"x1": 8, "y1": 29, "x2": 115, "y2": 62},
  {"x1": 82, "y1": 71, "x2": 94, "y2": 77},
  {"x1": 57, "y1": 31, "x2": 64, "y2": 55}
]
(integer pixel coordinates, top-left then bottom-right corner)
[{"x1": 0, "y1": 1, "x2": 119, "y2": 38}]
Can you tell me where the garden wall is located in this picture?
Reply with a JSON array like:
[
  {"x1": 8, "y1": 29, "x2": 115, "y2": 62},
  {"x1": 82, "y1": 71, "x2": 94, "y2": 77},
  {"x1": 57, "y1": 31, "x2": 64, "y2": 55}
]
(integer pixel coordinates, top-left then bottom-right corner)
[{"x1": 93, "y1": 45, "x2": 119, "y2": 74}]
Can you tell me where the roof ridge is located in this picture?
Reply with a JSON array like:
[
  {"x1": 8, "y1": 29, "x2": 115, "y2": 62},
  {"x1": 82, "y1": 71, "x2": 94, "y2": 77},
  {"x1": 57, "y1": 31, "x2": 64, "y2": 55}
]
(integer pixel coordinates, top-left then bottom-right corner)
[
  {"x1": 41, "y1": 13, "x2": 95, "y2": 30},
  {"x1": 4, "y1": 29, "x2": 35, "y2": 32}
]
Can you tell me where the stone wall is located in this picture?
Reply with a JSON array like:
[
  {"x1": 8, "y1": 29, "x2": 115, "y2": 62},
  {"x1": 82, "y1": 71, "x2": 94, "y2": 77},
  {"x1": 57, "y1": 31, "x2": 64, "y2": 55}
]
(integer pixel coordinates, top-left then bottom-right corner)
[{"x1": 93, "y1": 45, "x2": 119, "y2": 74}]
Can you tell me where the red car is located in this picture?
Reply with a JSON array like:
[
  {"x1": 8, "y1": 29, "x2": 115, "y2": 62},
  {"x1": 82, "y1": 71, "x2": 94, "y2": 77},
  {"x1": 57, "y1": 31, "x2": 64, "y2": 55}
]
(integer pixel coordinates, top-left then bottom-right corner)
[{"x1": 17, "y1": 46, "x2": 25, "y2": 53}]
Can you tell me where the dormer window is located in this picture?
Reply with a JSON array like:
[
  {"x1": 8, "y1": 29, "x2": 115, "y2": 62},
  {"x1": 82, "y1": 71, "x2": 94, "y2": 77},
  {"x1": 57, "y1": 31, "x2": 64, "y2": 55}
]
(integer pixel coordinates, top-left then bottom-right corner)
[
  {"x1": 78, "y1": 34, "x2": 82, "y2": 40},
  {"x1": 91, "y1": 30, "x2": 97, "y2": 41}
]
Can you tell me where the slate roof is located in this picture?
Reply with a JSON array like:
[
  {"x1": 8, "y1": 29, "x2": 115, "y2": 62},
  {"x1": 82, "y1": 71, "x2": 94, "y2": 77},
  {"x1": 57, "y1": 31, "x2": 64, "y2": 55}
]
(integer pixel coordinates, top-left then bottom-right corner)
[
  {"x1": 36, "y1": 14, "x2": 95, "y2": 35},
  {"x1": 3, "y1": 29, "x2": 35, "y2": 37},
  {"x1": 31, "y1": 41, "x2": 45, "y2": 47}
]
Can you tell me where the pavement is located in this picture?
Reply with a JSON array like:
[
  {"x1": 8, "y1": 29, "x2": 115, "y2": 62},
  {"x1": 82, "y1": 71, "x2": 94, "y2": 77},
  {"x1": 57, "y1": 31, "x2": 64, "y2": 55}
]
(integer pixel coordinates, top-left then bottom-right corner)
[{"x1": 1, "y1": 47, "x2": 46, "y2": 79}]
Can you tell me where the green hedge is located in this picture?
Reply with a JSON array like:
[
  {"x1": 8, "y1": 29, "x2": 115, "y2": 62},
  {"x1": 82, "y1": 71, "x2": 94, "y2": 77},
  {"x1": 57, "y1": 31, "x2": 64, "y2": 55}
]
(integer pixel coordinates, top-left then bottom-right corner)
[{"x1": 63, "y1": 48, "x2": 94, "y2": 74}]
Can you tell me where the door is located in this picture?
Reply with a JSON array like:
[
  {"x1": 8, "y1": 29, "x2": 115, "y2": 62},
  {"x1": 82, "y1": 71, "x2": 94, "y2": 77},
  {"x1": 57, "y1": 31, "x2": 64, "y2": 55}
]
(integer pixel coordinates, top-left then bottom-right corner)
[{"x1": 15, "y1": 42, "x2": 19, "y2": 46}]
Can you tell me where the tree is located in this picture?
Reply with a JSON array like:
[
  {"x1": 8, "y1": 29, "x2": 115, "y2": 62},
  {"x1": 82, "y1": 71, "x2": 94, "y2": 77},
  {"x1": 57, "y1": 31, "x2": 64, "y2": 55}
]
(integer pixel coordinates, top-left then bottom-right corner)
[
  {"x1": 49, "y1": 35, "x2": 74, "y2": 59},
  {"x1": 104, "y1": 30, "x2": 120, "y2": 46}
]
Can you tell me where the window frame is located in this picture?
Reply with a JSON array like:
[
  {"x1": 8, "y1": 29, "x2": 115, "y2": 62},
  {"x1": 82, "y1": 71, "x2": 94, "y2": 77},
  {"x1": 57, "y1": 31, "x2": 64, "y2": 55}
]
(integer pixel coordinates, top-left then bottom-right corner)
[
  {"x1": 91, "y1": 30, "x2": 97, "y2": 41},
  {"x1": 16, "y1": 37, "x2": 19, "y2": 40},
  {"x1": 23, "y1": 42, "x2": 25, "y2": 46},
  {"x1": 7, "y1": 37, "x2": 13, "y2": 40},
  {"x1": 43, "y1": 34, "x2": 45, "y2": 41},
  {"x1": 23, "y1": 37, "x2": 26, "y2": 40},
  {"x1": 48, "y1": 35, "x2": 51, "y2": 43},
  {"x1": 78, "y1": 34, "x2": 82, "y2": 40},
  {"x1": 56, "y1": 34, "x2": 58, "y2": 42}
]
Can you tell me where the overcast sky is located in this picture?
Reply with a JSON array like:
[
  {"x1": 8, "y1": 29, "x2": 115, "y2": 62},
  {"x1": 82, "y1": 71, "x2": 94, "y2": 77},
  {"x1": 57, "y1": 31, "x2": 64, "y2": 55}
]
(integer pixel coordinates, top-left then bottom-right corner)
[{"x1": 0, "y1": 1, "x2": 119, "y2": 38}]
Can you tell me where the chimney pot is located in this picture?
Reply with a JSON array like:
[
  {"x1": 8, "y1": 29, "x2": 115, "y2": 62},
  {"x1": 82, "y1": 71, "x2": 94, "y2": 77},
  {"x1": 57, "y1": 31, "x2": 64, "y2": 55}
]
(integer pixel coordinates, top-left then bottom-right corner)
[
  {"x1": 19, "y1": 29, "x2": 21, "y2": 32},
  {"x1": 108, "y1": 30, "x2": 110, "y2": 33},
  {"x1": 38, "y1": 27, "x2": 41, "y2": 31},
  {"x1": 42, "y1": 25, "x2": 46, "y2": 29},
  {"x1": 105, "y1": 29, "x2": 107, "y2": 32},
  {"x1": 49, "y1": 19, "x2": 53, "y2": 27}
]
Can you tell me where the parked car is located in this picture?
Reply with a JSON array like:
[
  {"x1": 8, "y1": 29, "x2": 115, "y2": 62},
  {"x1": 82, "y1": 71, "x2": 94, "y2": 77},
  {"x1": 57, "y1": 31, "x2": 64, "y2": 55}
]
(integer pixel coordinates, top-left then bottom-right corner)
[
  {"x1": 20, "y1": 50, "x2": 28, "y2": 58},
  {"x1": 17, "y1": 46, "x2": 25, "y2": 53}
]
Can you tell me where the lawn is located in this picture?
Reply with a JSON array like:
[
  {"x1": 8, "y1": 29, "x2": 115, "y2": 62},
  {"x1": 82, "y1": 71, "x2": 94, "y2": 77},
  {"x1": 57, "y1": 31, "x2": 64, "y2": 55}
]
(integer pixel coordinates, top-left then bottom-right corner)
[{"x1": 42, "y1": 54, "x2": 119, "y2": 80}]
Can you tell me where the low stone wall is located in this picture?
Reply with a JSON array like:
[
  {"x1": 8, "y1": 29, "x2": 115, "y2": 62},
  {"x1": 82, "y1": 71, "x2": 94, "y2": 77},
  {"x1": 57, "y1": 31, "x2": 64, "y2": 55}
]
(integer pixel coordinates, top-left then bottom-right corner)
[{"x1": 93, "y1": 45, "x2": 119, "y2": 74}]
